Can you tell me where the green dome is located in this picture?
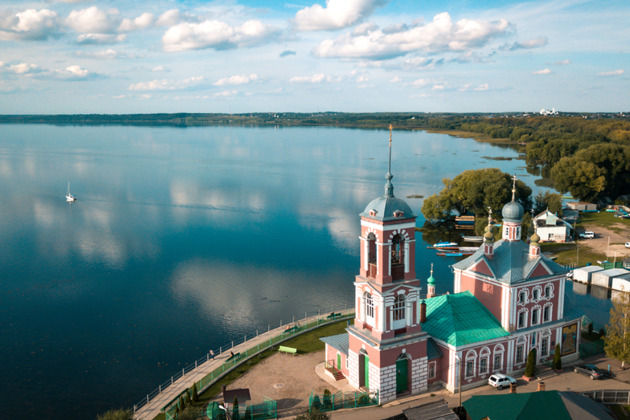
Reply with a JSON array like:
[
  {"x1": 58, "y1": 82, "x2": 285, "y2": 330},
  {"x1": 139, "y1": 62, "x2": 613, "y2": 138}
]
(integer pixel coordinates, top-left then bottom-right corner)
[{"x1": 502, "y1": 200, "x2": 524, "y2": 222}]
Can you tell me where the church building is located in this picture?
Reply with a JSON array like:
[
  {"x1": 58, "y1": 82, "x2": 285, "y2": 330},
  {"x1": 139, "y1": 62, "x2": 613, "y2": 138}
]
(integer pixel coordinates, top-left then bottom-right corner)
[{"x1": 321, "y1": 131, "x2": 582, "y2": 402}]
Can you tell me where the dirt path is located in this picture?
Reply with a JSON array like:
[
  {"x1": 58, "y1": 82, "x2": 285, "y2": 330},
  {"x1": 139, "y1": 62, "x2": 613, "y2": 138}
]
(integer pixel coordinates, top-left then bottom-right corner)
[
  {"x1": 581, "y1": 222, "x2": 630, "y2": 261},
  {"x1": 217, "y1": 351, "x2": 332, "y2": 418}
]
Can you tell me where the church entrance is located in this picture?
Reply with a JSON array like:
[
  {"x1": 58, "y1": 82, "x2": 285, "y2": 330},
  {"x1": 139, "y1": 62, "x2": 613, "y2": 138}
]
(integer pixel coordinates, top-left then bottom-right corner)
[
  {"x1": 359, "y1": 350, "x2": 370, "y2": 389},
  {"x1": 396, "y1": 354, "x2": 409, "y2": 394}
]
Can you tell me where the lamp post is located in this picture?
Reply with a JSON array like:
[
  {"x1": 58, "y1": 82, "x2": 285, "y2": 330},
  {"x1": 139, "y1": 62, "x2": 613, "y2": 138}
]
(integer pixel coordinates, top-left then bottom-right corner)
[
  {"x1": 219, "y1": 404, "x2": 231, "y2": 420},
  {"x1": 454, "y1": 354, "x2": 462, "y2": 408}
]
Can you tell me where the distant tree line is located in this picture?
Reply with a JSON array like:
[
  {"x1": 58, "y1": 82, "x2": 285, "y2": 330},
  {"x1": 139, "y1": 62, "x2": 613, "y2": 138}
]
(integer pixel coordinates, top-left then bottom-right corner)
[{"x1": 2, "y1": 112, "x2": 628, "y2": 202}]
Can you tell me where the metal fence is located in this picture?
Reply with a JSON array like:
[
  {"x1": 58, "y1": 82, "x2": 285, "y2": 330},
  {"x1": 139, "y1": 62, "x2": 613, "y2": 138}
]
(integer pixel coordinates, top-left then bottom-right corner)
[
  {"x1": 580, "y1": 340, "x2": 605, "y2": 358},
  {"x1": 582, "y1": 389, "x2": 630, "y2": 405},
  {"x1": 205, "y1": 398, "x2": 277, "y2": 420},
  {"x1": 309, "y1": 390, "x2": 379, "y2": 412},
  {"x1": 134, "y1": 305, "x2": 353, "y2": 413}
]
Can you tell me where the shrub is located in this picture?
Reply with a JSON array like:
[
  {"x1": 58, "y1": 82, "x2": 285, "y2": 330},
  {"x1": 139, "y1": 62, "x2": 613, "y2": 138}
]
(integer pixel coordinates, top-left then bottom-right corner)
[
  {"x1": 322, "y1": 389, "x2": 332, "y2": 409},
  {"x1": 553, "y1": 344, "x2": 562, "y2": 370},
  {"x1": 524, "y1": 349, "x2": 536, "y2": 377},
  {"x1": 96, "y1": 408, "x2": 133, "y2": 420},
  {"x1": 311, "y1": 395, "x2": 322, "y2": 412}
]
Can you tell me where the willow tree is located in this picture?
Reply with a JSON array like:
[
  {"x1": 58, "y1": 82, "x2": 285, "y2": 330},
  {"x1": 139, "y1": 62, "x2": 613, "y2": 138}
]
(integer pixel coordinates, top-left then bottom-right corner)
[{"x1": 605, "y1": 292, "x2": 630, "y2": 369}]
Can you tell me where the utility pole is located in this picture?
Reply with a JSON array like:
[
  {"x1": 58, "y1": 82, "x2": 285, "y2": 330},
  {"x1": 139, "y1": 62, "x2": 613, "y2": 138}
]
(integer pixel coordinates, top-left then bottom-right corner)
[{"x1": 455, "y1": 355, "x2": 462, "y2": 408}]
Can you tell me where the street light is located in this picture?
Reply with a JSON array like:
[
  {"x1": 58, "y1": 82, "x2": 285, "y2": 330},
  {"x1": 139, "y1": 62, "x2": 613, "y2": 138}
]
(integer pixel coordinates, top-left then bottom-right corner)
[{"x1": 218, "y1": 404, "x2": 231, "y2": 420}]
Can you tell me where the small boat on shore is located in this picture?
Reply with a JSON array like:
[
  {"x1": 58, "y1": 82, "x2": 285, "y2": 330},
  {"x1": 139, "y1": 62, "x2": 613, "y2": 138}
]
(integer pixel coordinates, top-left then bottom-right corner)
[
  {"x1": 462, "y1": 236, "x2": 483, "y2": 242},
  {"x1": 436, "y1": 251, "x2": 474, "y2": 257},
  {"x1": 66, "y1": 182, "x2": 77, "y2": 203},
  {"x1": 431, "y1": 241, "x2": 458, "y2": 248}
]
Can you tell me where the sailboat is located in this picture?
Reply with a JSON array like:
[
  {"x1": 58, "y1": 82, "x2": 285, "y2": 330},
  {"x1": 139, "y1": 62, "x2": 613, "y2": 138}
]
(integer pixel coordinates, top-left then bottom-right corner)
[{"x1": 66, "y1": 182, "x2": 77, "y2": 203}]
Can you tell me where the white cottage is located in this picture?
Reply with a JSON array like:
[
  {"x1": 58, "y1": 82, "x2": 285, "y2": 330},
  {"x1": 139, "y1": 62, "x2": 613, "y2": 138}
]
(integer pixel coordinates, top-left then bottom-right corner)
[{"x1": 533, "y1": 210, "x2": 573, "y2": 243}]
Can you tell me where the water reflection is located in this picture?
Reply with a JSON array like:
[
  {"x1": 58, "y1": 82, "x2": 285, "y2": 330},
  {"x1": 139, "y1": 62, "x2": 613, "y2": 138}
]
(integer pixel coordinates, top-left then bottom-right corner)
[{"x1": 0, "y1": 124, "x2": 593, "y2": 419}]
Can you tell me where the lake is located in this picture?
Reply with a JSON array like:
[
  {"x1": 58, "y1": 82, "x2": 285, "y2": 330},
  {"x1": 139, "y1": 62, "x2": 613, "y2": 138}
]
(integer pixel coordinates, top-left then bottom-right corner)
[{"x1": 0, "y1": 124, "x2": 611, "y2": 418}]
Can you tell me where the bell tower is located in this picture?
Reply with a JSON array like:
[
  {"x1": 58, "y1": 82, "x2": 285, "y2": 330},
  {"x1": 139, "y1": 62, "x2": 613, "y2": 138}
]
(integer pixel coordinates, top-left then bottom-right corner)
[{"x1": 347, "y1": 125, "x2": 428, "y2": 402}]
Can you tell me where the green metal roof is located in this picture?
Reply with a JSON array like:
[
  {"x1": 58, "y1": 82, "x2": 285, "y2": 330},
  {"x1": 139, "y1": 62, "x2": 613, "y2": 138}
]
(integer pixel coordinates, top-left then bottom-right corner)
[
  {"x1": 463, "y1": 391, "x2": 573, "y2": 420},
  {"x1": 423, "y1": 291, "x2": 509, "y2": 347}
]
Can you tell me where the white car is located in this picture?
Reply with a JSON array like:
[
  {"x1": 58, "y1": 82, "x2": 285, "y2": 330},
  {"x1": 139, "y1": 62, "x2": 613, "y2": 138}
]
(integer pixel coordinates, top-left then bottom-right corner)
[
  {"x1": 488, "y1": 373, "x2": 516, "y2": 390},
  {"x1": 579, "y1": 231, "x2": 595, "y2": 239},
  {"x1": 625, "y1": 242, "x2": 630, "y2": 248}
]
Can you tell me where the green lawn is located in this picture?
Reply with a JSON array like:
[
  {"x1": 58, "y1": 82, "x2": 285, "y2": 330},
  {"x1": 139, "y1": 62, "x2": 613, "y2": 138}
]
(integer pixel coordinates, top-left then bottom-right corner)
[
  {"x1": 580, "y1": 211, "x2": 630, "y2": 234},
  {"x1": 151, "y1": 319, "x2": 350, "y2": 420}
]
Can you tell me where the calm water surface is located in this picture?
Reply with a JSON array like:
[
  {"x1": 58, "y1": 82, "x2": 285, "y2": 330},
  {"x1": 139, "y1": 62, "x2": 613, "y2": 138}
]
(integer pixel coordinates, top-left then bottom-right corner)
[{"x1": 0, "y1": 125, "x2": 611, "y2": 418}]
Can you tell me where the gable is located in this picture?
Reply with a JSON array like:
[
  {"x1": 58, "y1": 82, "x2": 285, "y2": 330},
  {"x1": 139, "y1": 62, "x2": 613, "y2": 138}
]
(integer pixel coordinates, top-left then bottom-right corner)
[
  {"x1": 470, "y1": 259, "x2": 494, "y2": 277},
  {"x1": 528, "y1": 261, "x2": 552, "y2": 278}
]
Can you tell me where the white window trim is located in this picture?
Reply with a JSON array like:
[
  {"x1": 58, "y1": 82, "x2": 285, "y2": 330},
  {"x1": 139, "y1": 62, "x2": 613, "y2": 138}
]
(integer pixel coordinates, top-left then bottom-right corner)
[
  {"x1": 531, "y1": 305, "x2": 541, "y2": 326},
  {"x1": 516, "y1": 344, "x2": 525, "y2": 364},
  {"x1": 465, "y1": 350, "x2": 477, "y2": 379}
]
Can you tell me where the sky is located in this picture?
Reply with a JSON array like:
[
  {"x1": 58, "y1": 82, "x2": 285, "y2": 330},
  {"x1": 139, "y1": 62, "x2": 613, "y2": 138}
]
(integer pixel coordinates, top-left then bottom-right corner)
[{"x1": 0, "y1": 0, "x2": 628, "y2": 114}]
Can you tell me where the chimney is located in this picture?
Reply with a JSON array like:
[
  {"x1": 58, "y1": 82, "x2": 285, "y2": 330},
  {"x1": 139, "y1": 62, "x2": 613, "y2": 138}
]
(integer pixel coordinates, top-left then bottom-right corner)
[
  {"x1": 538, "y1": 382, "x2": 545, "y2": 391},
  {"x1": 420, "y1": 301, "x2": 426, "y2": 323}
]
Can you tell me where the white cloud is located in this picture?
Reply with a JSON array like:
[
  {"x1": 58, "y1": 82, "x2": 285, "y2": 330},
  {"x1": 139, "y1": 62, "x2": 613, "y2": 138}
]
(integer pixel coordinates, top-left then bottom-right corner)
[
  {"x1": 74, "y1": 48, "x2": 132, "y2": 59},
  {"x1": 313, "y1": 12, "x2": 509, "y2": 59},
  {"x1": 53, "y1": 65, "x2": 93, "y2": 80},
  {"x1": 128, "y1": 76, "x2": 204, "y2": 91},
  {"x1": 0, "y1": 8, "x2": 61, "y2": 40},
  {"x1": 289, "y1": 74, "x2": 328, "y2": 83},
  {"x1": 502, "y1": 36, "x2": 547, "y2": 51},
  {"x1": 152, "y1": 65, "x2": 167, "y2": 72},
  {"x1": 459, "y1": 83, "x2": 489, "y2": 91},
  {"x1": 597, "y1": 69, "x2": 624, "y2": 77},
  {"x1": 65, "y1": 6, "x2": 120, "y2": 34},
  {"x1": 555, "y1": 59, "x2": 571, "y2": 65},
  {"x1": 3, "y1": 62, "x2": 41, "y2": 74},
  {"x1": 156, "y1": 9, "x2": 186, "y2": 27},
  {"x1": 533, "y1": 68, "x2": 551, "y2": 75},
  {"x1": 214, "y1": 74, "x2": 258, "y2": 86},
  {"x1": 293, "y1": 0, "x2": 387, "y2": 31},
  {"x1": 76, "y1": 33, "x2": 126, "y2": 45},
  {"x1": 390, "y1": 76, "x2": 402, "y2": 83},
  {"x1": 119, "y1": 13, "x2": 155, "y2": 32},
  {"x1": 410, "y1": 78, "x2": 431, "y2": 87},
  {"x1": 162, "y1": 19, "x2": 279, "y2": 52},
  {"x1": 213, "y1": 90, "x2": 237, "y2": 98}
]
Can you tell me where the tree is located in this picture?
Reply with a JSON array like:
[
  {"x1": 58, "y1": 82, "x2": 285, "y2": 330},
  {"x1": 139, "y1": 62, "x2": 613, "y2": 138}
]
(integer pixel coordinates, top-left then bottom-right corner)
[
  {"x1": 550, "y1": 157, "x2": 606, "y2": 202},
  {"x1": 421, "y1": 168, "x2": 532, "y2": 221},
  {"x1": 604, "y1": 292, "x2": 630, "y2": 369},
  {"x1": 524, "y1": 349, "x2": 536, "y2": 377},
  {"x1": 552, "y1": 344, "x2": 562, "y2": 370},
  {"x1": 96, "y1": 408, "x2": 133, "y2": 420},
  {"x1": 177, "y1": 406, "x2": 200, "y2": 420},
  {"x1": 533, "y1": 191, "x2": 563, "y2": 215}
]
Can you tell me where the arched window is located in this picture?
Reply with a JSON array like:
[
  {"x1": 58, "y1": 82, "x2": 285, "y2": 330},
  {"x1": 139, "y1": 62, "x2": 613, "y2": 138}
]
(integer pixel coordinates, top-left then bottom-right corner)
[
  {"x1": 391, "y1": 234, "x2": 403, "y2": 264},
  {"x1": 365, "y1": 292, "x2": 374, "y2": 324},
  {"x1": 367, "y1": 233, "x2": 376, "y2": 264},
  {"x1": 479, "y1": 347, "x2": 491, "y2": 375},
  {"x1": 493, "y1": 345, "x2": 504, "y2": 371},
  {"x1": 393, "y1": 295, "x2": 405, "y2": 321},
  {"x1": 465, "y1": 350, "x2": 477, "y2": 378}
]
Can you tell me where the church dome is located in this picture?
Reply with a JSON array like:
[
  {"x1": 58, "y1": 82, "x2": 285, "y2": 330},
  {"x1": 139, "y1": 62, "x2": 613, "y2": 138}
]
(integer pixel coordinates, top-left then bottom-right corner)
[
  {"x1": 360, "y1": 196, "x2": 415, "y2": 222},
  {"x1": 531, "y1": 232, "x2": 540, "y2": 244},
  {"x1": 502, "y1": 200, "x2": 524, "y2": 222}
]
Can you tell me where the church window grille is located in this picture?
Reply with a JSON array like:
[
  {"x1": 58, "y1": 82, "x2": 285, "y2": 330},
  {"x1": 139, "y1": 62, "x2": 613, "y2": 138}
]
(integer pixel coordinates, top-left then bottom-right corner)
[
  {"x1": 393, "y1": 295, "x2": 405, "y2": 321},
  {"x1": 493, "y1": 354, "x2": 502, "y2": 371},
  {"x1": 532, "y1": 308, "x2": 540, "y2": 325},
  {"x1": 479, "y1": 357, "x2": 488, "y2": 374},
  {"x1": 541, "y1": 337, "x2": 549, "y2": 356},
  {"x1": 365, "y1": 293, "x2": 374, "y2": 319}
]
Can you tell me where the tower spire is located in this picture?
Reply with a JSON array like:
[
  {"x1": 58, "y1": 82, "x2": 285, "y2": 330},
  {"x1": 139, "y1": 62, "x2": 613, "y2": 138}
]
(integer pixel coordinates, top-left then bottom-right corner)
[
  {"x1": 511, "y1": 174, "x2": 518, "y2": 201},
  {"x1": 385, "y1": 124, "x2": 394, "y2": 198}
]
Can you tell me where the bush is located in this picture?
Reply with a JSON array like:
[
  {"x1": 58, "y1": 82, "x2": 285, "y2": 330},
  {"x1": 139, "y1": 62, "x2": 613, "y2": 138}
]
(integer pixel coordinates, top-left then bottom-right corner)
[
  {"x1": 588, "y1": 323, "x2": 594, "y2": 335},
  {"x1": 295, "y1": 409, "x2": 330, "y2": 420},
  {"x1": 96, "y1": 408, "x2": 133, "y2": 420},
  {"x1": 190, "y1": 383, "x2": 199, "y2": 403},
  {"x1": 311, "y1": 395, "x2": 322, "y2": 412},
  {"x1": 553, "y1": 344, "x2": 562, "y2": 370},
  {"x1": 322, "y1": 389, "x2": 332, "y2": 410}
]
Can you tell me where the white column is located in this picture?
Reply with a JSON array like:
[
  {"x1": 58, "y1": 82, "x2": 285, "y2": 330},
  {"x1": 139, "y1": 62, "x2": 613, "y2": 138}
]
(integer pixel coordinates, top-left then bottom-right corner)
[
  {"x1": 558, "y1": 278, "x2": 565, "y2": 319},
  {"x1": 387, "y1": 242, "x2": 391, "y2": 277},
  {"x1": 378, "y1": 296, "x2": 386, "y2": 331},
  {"x1": 388, "y1": 305, "x2": 393, "y2": 332},
  {"x1": 406, "y1": 300, "x2": 411, "y2": 326},
  {"x1": 404, "y1": 241, "x2": 410, "y2": 273},
  {"x1": 362, "y1": 237, "x2": 368, "y2": 272},
  {"x1": 507, "y1": 340, "x2": 514, "y2": 373}
]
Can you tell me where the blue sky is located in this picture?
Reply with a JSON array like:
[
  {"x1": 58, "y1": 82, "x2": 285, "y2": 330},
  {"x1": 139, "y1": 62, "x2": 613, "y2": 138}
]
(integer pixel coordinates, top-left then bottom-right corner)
[{"x1": 0, "y1": 0, "x2": 627, "y2": 113}]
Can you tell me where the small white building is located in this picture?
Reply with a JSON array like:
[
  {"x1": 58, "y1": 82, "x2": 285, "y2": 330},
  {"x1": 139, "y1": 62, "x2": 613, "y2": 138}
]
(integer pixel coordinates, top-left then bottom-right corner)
[
  {"x1": 533, "y1": 210, "x2": 573, "y2": 242},
  {"x1": 567, "y1": 202, "x2": 597, "y2": 212},
  {"x1": 591, "y1": 268, "x2": 630, "y2": 289},
  {"x1": 573, "y1": 266, "x2": 604, "y2": 284}
]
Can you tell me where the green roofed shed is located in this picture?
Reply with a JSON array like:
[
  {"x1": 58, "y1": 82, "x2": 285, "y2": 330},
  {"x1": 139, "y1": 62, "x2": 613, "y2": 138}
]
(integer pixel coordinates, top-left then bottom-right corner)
[{"x1": 422, "y1": 291, "x2": 509, "y2": 347}]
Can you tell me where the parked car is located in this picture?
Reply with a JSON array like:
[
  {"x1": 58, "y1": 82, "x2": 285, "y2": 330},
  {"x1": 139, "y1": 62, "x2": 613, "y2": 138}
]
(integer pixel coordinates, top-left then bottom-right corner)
[
  {"x1": 579, "y1": 231, "x2": 595, "y2": 239},
  {"x1": 488, "y1": 373, "x2": 517, "y2": 390},
  {"x1": 573, "y1": 364, "x2": 610, "y2": 380},
  {"x1": 625, "y1": 242, "x2": 630, "y2": 248}
]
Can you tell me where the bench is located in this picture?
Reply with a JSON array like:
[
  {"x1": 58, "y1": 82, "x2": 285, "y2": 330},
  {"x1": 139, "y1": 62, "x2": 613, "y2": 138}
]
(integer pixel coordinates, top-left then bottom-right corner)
[
  {"x1": 278, "y1": 346, "x2": 297, "y2": 355},
  {"x1": 283, "y1": 325, "x2": 299, "y2": 334},
  {"x1": 326, "y1": 312, "x2": 341, "y2": 319},
  {"x1": 226, "y1": 352, "x2": 241, "y2": 362}
]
